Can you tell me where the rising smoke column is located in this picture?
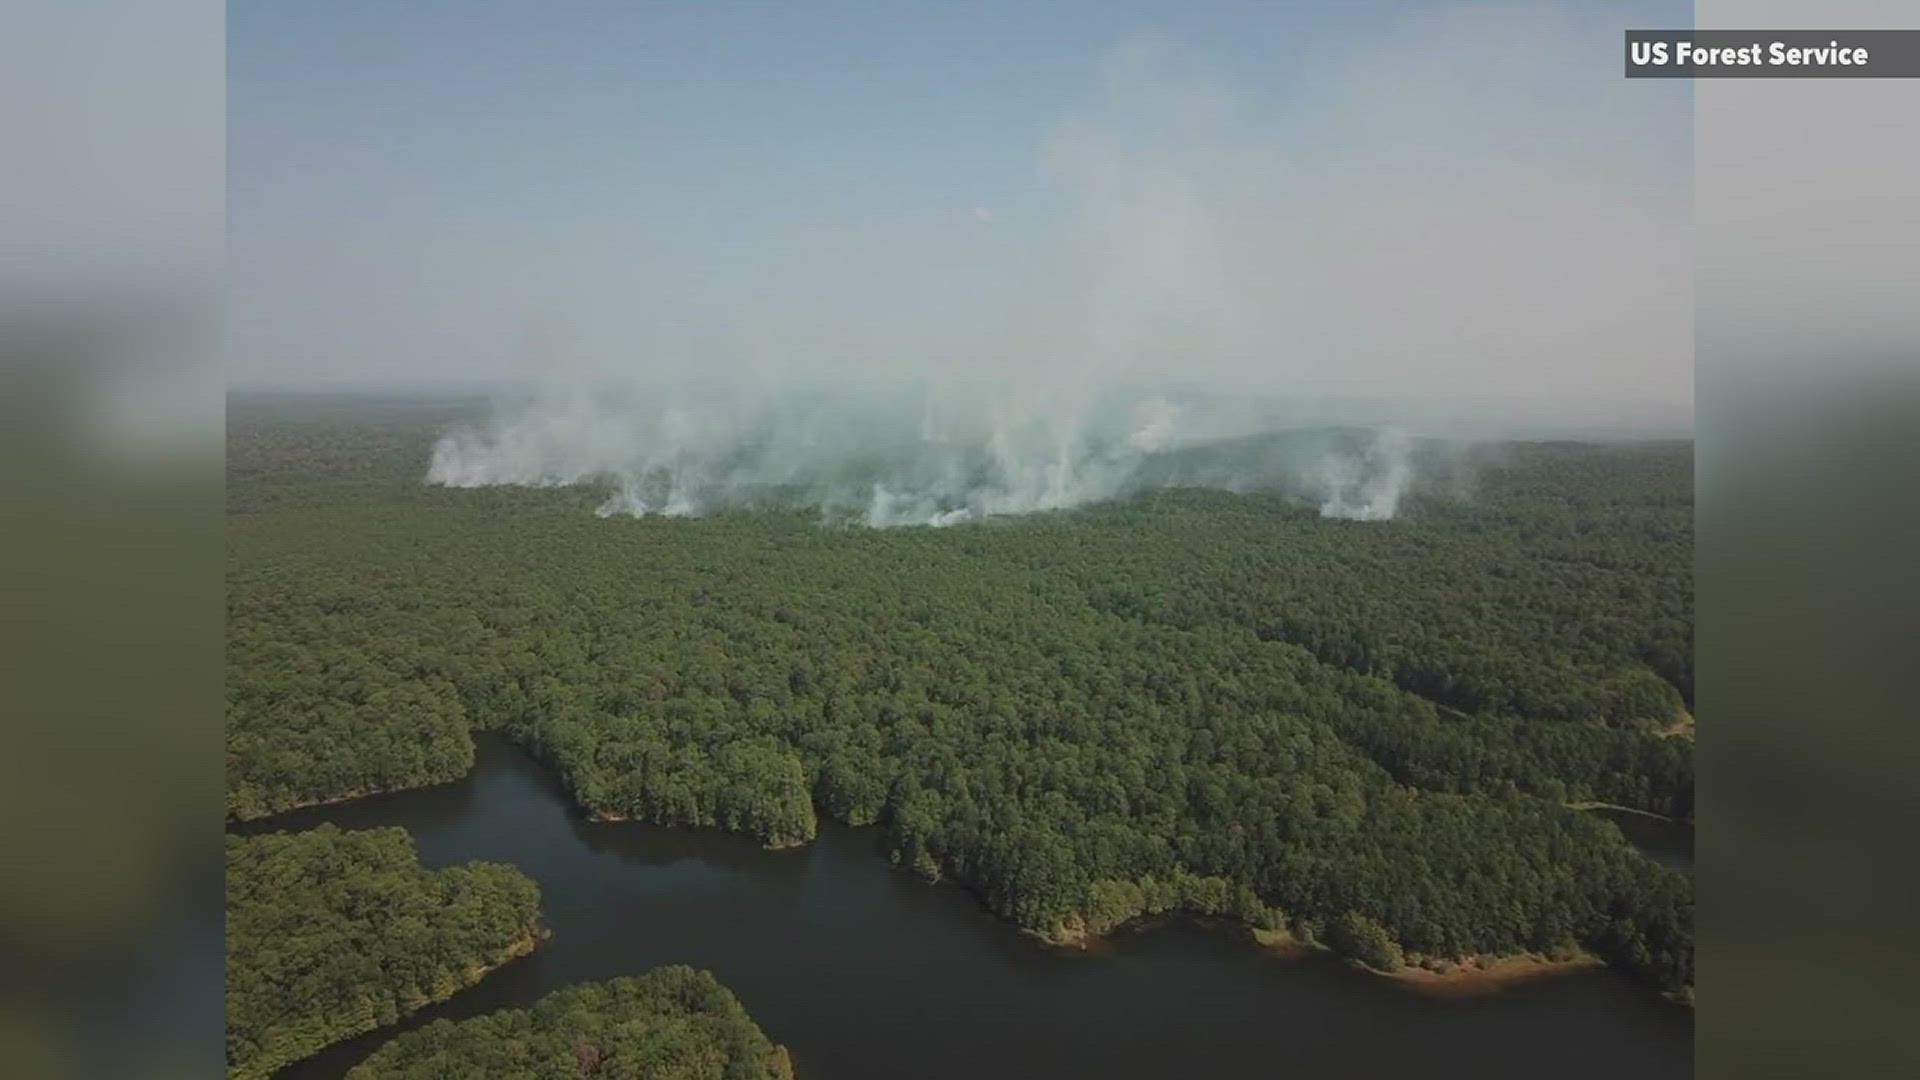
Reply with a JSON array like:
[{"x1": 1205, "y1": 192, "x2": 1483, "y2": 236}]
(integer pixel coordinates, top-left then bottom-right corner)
[
  {"x1": 420, "y1": 36, "x2": 1293, "y2": 527},
  {"x1": 1317, "y1": 429, "x2": 1413, "y2": 521},
  {"x1": 420, "y1": 19, "x2": 1688, "y2": 525}
]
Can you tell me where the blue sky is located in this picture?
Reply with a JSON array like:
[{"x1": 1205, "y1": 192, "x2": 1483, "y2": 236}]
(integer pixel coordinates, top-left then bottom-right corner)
[{"x1": 229, "y1": 1, "x2": 1693, "y2": 412}]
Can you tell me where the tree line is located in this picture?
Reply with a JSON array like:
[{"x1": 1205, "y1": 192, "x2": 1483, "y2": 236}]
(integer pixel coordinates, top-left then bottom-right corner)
[
  {"x1": 227, "y1": 408, "x2": 1693, "y2": 991},
  {"x1": 226, "y1": 824, "x2": 544, "y2": 1080},
  {"x1": 347, "y1": 968, "x2": 793, "y2": 1080}
]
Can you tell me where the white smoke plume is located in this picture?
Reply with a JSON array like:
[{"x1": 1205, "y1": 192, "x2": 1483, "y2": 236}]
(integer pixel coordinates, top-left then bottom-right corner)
[
  {"x1": 1317, "y1": 429, "x2": 1414, "y2": 522},
  {"x1": 416, "y1": 16, "x2": 1689, "y2": 526},
  {"x1": 429, "y1": 382, "x2": 1226, "y2": 526}
]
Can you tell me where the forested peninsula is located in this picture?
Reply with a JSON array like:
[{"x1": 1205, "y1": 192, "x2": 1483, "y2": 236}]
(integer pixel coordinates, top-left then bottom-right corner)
[
  {"x1": 226, "y1": 824, "x2": 545, "y2": 1080},
  {"x1": 228, "y1": 406, "x2": 1693, "y2": 993},
  {"x1": 346, "y1": 968, "x2": 794, "y2": 1080}
]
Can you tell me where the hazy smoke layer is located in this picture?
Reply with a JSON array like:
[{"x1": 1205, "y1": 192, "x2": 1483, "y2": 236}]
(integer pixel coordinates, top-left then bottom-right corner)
[
  {"x1": 428, "y1": 381, "x2": 1425, "y2": 525},
  {"x1": 423, "y1": 19, "x2": 1687, "y2": 526}
]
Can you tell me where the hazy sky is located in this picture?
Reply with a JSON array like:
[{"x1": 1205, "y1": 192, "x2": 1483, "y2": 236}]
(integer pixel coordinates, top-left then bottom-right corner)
[{"x1": 230, "y1": 1, "x2": 1693, "y2": 414}]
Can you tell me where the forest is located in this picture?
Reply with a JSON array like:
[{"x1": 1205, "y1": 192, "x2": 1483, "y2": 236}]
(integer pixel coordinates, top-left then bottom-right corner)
[
  {"x1": 228, "y1": 399, "x2": 1693, "y2": 993},
  {"x1": 226, "y1": 823, "x2": 545, "y2": 1080},
  {"x1": 346, "y1": 968, "x2": 794, "y2": 1080}
]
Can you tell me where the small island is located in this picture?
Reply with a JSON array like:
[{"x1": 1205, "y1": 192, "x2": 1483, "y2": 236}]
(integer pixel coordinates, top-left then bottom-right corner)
[
  {"x1": 225, "y1": 824, "x2": 545, "y2": 1080},
  {"x1": 346, "y1": 969, "x2": 794, "y2": 1080}
]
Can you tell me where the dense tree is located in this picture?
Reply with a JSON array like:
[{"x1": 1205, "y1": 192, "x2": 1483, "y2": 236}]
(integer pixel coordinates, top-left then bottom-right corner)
[
  {"x1": 226, "y1": 824, "x2": 544, "y2": 1080},
  {"x1": 1329, "y1": 911, "x2": 1405, "y2": 972},
  {"x1": 347, "y1": 968, "x2": 793, "y2": 1080},
  {"x1": 227, "y1": 401, "x2": 1694, "y2": 991}
]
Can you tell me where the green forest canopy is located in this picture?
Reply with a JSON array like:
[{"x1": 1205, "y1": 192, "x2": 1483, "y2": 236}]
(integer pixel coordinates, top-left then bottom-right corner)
[
  {"x1": 226, "y1": 823, "x2": 544, "y2": 1080},
  {"x1": 347, "y1": 968, "x2": 793, "y2": 1080},
  {"x1": 227, "y1": 401, "x2": 1693, "y2": 991}
]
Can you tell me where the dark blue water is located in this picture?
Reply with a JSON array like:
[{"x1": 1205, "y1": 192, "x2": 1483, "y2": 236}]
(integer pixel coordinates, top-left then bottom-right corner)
[{"x1": 241, "y1": 736, "x2": 1693, "y2": 1079}]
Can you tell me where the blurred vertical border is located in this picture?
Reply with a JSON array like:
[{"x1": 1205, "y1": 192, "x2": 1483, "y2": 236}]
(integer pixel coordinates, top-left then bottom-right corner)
[
  {"x1": 2, "y1": 1, "x2": 1916, "y2": 1077},
  {"x1": 1697, "y1": 1, "x2": 1920, "y2": 1077},
  {"x1": 0, "y1": 3, "x2": 224, "y2": 1079}
]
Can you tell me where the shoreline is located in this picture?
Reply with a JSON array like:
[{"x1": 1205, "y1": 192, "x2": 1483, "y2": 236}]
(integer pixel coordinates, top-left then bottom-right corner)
[
  {"x1": 1375, "y1": 953, "x2": 1604, "y2": 992},
  {"x1": 459, "y1": 926, "x2": 548, "y2": 984},
  {"x1": 1045, "y1": 916, "x2": 1616, "y2": 996},
  {"x1": 1253, "y1": 924, "x2": 1602, "y2": 992},
  {"x1": 231, "y1": 755, "x2": 1682, "y2": 1006},
  {"x1": 228, "y1": 771, "x2": 472, "y2": 826},
  {"x1": 585, "y1": 810, "x2": 813, "y2": 851},
  {"x1": 254, "y1": 926, "x2": 549, "y2": 1080},
  {"x1": 1568, "y1": 800, "x2": 1683, "y2": 823}
]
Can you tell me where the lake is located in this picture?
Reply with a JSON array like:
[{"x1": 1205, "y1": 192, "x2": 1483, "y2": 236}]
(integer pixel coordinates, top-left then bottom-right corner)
[
  {"x1": 238, "y1": 735, "x2": 1693, "y2": 1079},
  {"x1": 1590, "y1": 806, "x2": 1695, "y2": 874}
]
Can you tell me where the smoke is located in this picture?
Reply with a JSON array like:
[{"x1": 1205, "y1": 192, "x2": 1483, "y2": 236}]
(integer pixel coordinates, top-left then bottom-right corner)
[
  {"x1": 429, "y1": 382, "x2": 1244, "y2": 526},
  {"x1": 418, "y1": 16, "x2": 1689, "y2": 526},
  {"x1": 1316, "y1": 429, "x2": 1413, "y2": 521},
  {"x1": 429, "y1": 383, "x2": 1446, "y2": 526}
]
